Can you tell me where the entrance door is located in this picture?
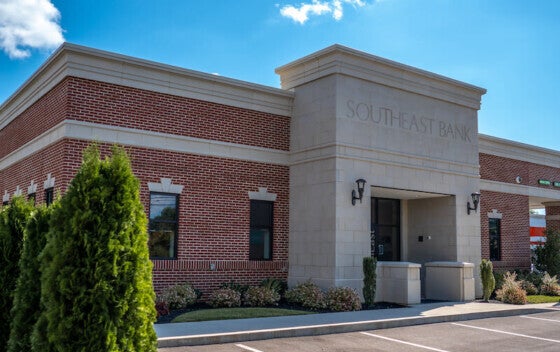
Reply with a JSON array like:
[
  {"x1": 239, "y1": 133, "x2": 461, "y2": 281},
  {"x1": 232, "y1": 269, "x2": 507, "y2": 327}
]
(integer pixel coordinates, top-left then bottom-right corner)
[{"x1": 371, "y1": 197, "x2": 401, "y2": 261}]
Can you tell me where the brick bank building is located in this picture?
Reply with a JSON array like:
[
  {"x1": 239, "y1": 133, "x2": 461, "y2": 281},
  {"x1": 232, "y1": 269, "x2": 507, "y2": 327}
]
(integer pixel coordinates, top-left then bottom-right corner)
[{"x1": 2, "y1": 43, "x2": 560, "y2": 303}]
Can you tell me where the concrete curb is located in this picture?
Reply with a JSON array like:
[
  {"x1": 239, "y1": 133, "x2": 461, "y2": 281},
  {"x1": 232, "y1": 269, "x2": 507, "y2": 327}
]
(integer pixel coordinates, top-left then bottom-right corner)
[{"x1": 157, "y1": 306, "x2": 555, "y2": 348}]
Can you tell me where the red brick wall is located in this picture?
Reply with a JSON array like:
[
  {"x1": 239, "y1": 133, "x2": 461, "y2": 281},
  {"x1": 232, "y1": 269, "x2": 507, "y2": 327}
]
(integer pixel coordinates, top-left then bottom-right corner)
[
  {"x1": 66, "y1": 77, "x2": 290, "y2": 151},
  {"x1": 544, "y1": 204, "x2": 560, "y2": 232},
  {"x1": 479, "y1": 152, "x2": 538, "y2": 271},
  {"x1": 2, "y1": 138, "x2": 289, "y2": 295},
  {"x1": 480, "y1": 153, "x2": 560, "y2": 189},
  {"x1": 0, "y1": 140, "x2": 75, "y2": 204},
  {"x1": 0, "y1": 80, "x2": 68, "y2": 159},
  {"x1": 479, "y1": 190, "x2": 530, "y2": 271},
  {"x1": 1, "y1": 76, "x2": 291, "y2": 295}
]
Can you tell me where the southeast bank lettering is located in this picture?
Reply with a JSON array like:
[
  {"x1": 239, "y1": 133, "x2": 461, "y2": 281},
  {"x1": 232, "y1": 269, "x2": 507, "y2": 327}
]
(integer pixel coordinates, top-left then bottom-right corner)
[{"x1": 346, "y1": 100, "x2": 472, "y2": 143}]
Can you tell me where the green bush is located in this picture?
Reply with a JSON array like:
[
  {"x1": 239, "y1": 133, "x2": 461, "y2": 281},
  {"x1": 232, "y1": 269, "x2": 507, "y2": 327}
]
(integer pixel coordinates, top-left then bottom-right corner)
[
  {"x1": 208, "y1": 288, "x2": 242, "y2": 308},
  {"x1": 244, "y1": 286, "x2": 280, "y2": 307},
  {"x1": 535, "y1": 229, "x2": 560, "y2": 277},
  {"x1": 495, "y1": 272, "x2": 527, "y2": 305},
  {"x1": 518, "y1": 271, "x2": 544, "y2": 287},
  {"x1": 33, "y1": 145, "x2": 157, "y2": 351},
  {"x1": 539, "y1": 272, "x2": 560, "y2": 296},
  {"x1": 285, "y1": 281, "x2": 325, "y2": 310},
  {"x1": 8, "y1": 205, "x2": 53, "y2": 352},
  {"x1": 520, "y1": 280, "x2": 539, "y2": 295},
  {"x1": 480, "y1": 259, "x2": 495, "y2": 302},
  {"x1": 363, "y1": 257, "x2": 377, "y2": 307},
  {"x1": 0, "y1": 197, "x2": 34, "y2": 351},
  {"x1": 493, "y1": 271, "x2": 505, "y2": 292},
  {"x1": 325, "y1": 287, "x2": 362, "y2": 312},
  {"x1": 157, "y1": 283, "x2": 198, "y2": 310},
  {"x1": 260, "y1": 278, "x2": 288, "y2": 297},
  {"x1": 220, "y1": 281, "x2": 250, "y2": 296}
]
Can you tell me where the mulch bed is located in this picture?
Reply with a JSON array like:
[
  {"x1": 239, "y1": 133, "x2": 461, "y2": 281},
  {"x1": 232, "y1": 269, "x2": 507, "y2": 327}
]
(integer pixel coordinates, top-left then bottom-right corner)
[{"x1": 156, "y1": 301, "x2": 406, "y2": 324}]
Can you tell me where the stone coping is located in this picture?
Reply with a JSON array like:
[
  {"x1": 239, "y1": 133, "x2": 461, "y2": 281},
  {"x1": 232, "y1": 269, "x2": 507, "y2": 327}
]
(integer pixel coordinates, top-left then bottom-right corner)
[
  {"x1": 425, "y1": 261, "x2": 474, "y2": 268},
  {"x1": 377, "y1": 261, "x2": 421, "y2": 268}
]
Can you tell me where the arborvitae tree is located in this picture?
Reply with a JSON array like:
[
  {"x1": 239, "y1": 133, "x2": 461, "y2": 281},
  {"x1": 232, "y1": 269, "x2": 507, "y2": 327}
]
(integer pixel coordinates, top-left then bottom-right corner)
[
  {"x1": 0, "y1": 197, "x2": 34, "y2": 351},
  {"x1": 480, "y1": 259, "x2": 495, "y2": 302},
  {"x1": 8, "y1": 205, "x2": 53, "y2": 352},
  {"x1": 535, "y1": 229, "x2": 560, "y2": 277},
  {"x1": 363, "y1": 256, "x2": 377, "y2": 307},
  {"x1": 35, "y1": 145, "x2": 157, "y2": 351}
]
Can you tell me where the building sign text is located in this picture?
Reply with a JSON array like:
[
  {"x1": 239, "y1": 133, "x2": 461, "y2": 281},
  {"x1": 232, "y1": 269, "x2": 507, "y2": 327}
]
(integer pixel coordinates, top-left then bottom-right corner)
[{"x1": 346, "y1": 100, "x2": 473, "y2": 143}]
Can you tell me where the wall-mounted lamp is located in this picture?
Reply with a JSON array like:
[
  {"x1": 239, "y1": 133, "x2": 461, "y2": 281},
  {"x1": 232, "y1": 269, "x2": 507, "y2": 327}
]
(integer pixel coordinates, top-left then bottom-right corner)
[
  {"x1": 467, "y1": 192, "x2": 481, "y2": 215},
  {"x1": 351, "y1": 178, "x2": 366, "y2": 206}
]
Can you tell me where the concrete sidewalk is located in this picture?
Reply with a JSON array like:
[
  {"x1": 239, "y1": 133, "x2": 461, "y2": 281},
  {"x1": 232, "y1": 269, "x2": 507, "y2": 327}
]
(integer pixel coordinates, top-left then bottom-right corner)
[{"x1": 155, "y1": 301, "x2": 559, "y2": 348}]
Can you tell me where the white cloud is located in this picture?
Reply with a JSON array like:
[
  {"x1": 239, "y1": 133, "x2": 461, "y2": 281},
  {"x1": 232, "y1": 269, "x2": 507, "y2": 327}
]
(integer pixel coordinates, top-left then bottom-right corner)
[
  {"x1": 280, "y1": 0, "x2": 366, "y2": 24},
  {"x1": 0, "y1": 0, "x2": 65, "y2": 59}
]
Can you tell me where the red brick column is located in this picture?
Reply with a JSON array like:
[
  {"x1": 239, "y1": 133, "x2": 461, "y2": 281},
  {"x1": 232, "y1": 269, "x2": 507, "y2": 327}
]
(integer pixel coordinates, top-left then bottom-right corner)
[{"x1": 543, "y1": 202, "x2": 560, "y2": 232}]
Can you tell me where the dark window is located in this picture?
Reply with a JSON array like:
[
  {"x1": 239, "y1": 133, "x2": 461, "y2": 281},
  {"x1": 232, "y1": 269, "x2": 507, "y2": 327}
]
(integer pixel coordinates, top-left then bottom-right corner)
[
  {"x1": 489, "y1": 218, "x2": 501, "y2": 261},
  {"x1": 28, "y1": 193, "x2": 36, "y2": 205},
  {"x1": 44, "y1": 188, "x2": 54, "y2": 206},
  {"x1": 148, "y1": 192, "x2": 178, "y2": 259},
  {"x1": 2, "y1": 201, "x2": 8, "y2": 207},
  {"x1": 250, "y1": 200, "x2": 273, "y2": 260}
]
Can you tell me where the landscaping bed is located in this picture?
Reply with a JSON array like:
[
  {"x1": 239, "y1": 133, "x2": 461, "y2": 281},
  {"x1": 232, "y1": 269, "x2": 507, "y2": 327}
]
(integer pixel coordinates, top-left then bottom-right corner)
[{"x1": 156, "y1": 301, "x2": 405, "y2": 324}]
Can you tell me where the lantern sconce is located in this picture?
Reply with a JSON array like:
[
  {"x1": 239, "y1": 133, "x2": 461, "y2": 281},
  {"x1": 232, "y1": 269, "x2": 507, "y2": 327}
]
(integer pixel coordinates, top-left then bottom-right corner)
[
  {"x1": 351, "y1": 179, "x2": 367, "y2": 206},
  {"x1": 467, "y1": 192, "x2": 481, "y2": 215}
]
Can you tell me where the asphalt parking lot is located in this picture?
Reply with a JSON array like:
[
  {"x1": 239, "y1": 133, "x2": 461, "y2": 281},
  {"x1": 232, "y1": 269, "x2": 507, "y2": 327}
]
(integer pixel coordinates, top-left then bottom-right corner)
[{"x1": 159, "y1": 309, "x2": 560, "y2": 352}]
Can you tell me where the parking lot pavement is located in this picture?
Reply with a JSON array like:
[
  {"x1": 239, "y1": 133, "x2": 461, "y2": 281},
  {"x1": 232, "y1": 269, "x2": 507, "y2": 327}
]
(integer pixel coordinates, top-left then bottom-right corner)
[{"x1": 159, "y1": 310, "x2": 560, "y2": 352}]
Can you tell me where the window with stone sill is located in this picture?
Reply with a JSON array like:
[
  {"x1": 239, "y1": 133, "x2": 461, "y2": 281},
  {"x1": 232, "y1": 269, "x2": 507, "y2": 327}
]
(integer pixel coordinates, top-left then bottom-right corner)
[
  {"x1": 489, "y1": 218, "x2": 501, "y2": 261},
  {"x1": 148, "y1": 192, "x2": 178, "y2": 259},
  {"x1": 249, "y1": 200, "x2": 273, "y2": 261},
  {"x1": 44, "y1": 188, "x2": 54, "y2": 206}
]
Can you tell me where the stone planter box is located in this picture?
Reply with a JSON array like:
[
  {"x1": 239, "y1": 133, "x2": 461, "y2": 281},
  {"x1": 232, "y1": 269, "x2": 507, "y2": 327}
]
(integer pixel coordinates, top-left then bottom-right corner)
[
  {"x1": 425, "y1": 261, "x2": 475, "y2": 301},
  {"x1": 375, "y1": 261, "x2": 421, "y2": 305}
]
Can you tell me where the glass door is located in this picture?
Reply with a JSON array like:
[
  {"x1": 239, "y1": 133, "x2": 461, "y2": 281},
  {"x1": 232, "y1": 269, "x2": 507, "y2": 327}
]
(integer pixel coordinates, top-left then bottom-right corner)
[{"x1": 371, "y1": 197, "x2": 401, "y2": 261}]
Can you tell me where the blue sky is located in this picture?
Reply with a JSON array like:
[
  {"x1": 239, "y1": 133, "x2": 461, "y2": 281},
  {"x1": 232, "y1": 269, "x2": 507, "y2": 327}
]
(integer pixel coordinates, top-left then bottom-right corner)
[{"x1": 1, "y1": 0, "x2": 559, "y2": 150}]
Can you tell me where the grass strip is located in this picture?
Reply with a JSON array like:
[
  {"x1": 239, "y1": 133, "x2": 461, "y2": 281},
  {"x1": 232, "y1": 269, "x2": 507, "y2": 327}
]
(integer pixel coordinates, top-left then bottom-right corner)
[
  {"x1": 172, "y1": 307, "x2": 314, "y2": 323},
  {"x1": 526, "y1": 295, "x2": 560, "y2": 304}
]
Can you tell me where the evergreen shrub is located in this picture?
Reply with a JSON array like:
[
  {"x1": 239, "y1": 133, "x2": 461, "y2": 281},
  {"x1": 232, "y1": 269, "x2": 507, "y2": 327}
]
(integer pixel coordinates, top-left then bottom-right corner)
[
  {"x1": 33, "y1": 145, "x2": 157, "y2": 351},
  {"x1": 219, "y1": 281, "x2": 250, "y2": 296},
  {"x1": 363, "y1": 257, "x2": 377, "y2": 307},
  {"x1": 243, "y1": 286, "x2": 280, "y2": 307},
  {"x1": 208, "y1": 288, "x2": 242, "y2": 308},
  {"x1": 260, "y1": 278, "x2": 288, "y2": 297},
  {"x1": 535, "y1": 229, "x2": 560, "y2": 276},
  {"x1": 520, "y1": 280, "x2": 539, "y2": 295},
  {"x1": 8, "y1": 205, "x2": 52, "y2": 352},
  {"x1": 157, "y1": 283, "x2": 198, "y2": 310},
  {"x1": 285, "y1": 281, "x2": 325, "y2": 310},
  {"x1": 0, "y1": 197, "x2": 34, "y2": 351},
  {"x1": 325, "y1": 287, "x2": 362, "y2": 312},
  {"x1": 479, "y1": 259, "x2": 495, "y2": 301}
]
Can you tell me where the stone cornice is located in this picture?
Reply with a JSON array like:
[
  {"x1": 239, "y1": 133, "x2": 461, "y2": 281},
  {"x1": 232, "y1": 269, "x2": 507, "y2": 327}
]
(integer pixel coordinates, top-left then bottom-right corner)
[
  {"x1": 1, "y1": 43, "x2": 294, "y2": 130},
  {"x1": 479, "y1": 133, "x2": 560, "y2": 168},
  {"x1": 480, "y1": 179, "x2": 560, "y2": 201},
  {"x1": 0, "y1": 120, "x2": 290, "y2": 171},
  {"x1": 275, "y1": 44, "x2": 486, "y2": 109},
  {"x1": 290, "y1": 141, "x2": 480, "y2": 178}
]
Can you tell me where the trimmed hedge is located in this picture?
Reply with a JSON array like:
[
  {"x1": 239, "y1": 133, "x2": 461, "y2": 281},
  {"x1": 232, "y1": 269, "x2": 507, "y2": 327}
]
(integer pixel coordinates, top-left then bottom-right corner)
[
  {"x1": 325, "y1": 287, "x2": 362, "y2": 312},
  {"x1": 285, "y1": 281, "x2": 326, "y2": 310}
]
